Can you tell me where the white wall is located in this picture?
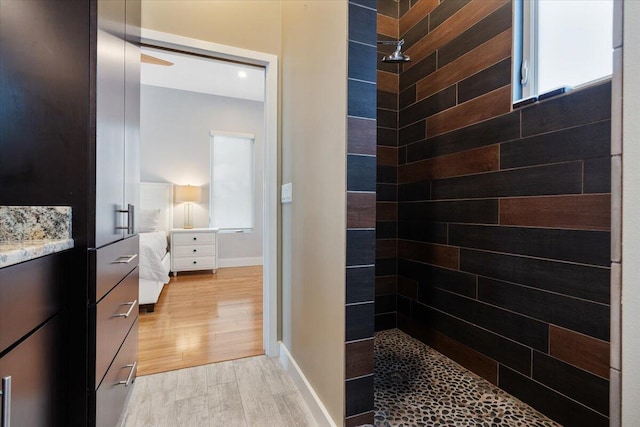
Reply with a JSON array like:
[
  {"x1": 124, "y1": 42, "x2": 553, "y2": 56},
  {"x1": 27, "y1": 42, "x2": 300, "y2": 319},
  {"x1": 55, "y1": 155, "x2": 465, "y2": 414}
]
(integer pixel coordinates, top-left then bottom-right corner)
[{"x1": 140, "y1": 85, "x2": 264, "y2": 262}]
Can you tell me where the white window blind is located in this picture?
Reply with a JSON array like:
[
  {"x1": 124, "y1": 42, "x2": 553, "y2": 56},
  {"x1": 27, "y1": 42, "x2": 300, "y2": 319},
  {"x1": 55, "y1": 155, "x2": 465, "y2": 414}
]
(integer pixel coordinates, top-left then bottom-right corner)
[{"x1": 210, "y1": 132, "x2": 255, "y2": 230}]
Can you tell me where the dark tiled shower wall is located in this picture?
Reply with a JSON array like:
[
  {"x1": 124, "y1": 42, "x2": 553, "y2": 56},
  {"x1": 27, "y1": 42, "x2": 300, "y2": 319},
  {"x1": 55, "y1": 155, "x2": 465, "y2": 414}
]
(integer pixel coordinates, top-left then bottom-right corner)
[
  {"x1": 345, "y1": 0, "x2": 378, "y2": 425},
  {"x1": 394, "y1": 1, "x2": 611, "y2": 426},
  {"x1": 375, "y1": 0, "x2": 400, "y2": 334}
]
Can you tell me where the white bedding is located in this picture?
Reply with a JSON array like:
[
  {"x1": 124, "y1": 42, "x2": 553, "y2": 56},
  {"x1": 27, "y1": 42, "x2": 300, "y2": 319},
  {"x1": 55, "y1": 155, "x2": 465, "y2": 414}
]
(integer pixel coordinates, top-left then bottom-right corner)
[{"x1": 139, "y1": 231, "x2": 170, "y2": 284}]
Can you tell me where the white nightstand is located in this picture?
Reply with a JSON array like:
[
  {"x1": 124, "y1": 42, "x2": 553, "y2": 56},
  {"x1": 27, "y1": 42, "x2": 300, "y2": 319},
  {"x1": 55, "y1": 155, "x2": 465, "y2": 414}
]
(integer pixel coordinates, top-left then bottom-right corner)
[{"x1": 170, "y1": 228, "x2": 218, "y2": 276}]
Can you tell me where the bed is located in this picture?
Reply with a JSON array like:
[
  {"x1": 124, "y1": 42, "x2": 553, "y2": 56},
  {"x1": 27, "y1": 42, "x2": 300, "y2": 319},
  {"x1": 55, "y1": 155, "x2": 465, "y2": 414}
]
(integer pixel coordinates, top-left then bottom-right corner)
[{"x1": 138, "y1": 182, "x2": 173, "y2": 313}]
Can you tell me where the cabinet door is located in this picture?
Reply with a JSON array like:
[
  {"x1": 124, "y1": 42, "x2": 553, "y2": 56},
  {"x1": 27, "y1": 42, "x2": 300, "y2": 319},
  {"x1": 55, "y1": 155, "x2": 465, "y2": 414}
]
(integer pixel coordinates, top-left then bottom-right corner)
[
  {"x1": 95, "y1": 0, "x2": 126, "y2": 248},
  {"x1": 0, "y1": 315, "x2": 64, "y2": 426},
  {"x1": 124, "y1": 0, "x2": 141, "y2": 235}
]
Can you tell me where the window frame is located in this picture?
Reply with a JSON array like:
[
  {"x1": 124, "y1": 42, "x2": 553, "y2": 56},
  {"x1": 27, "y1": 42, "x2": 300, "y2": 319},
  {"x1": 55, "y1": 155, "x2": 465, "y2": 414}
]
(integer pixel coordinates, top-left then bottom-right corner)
[{"x1": 209, "y1": 130, "x2": 256, "y2": 232}]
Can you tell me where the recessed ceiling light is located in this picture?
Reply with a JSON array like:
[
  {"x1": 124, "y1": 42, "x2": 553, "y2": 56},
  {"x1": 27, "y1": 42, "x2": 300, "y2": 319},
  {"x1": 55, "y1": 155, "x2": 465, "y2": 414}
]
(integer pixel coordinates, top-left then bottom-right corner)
[{"x1": 238, "y1": 70, "x2": 247, "y2": 79}]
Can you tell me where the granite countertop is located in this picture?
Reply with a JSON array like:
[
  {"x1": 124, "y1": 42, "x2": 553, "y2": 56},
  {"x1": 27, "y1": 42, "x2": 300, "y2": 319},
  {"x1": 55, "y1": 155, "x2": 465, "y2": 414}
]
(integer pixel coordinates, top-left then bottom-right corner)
[
  {"x1": 0, "y1": 239, "x2": 74, "y2": 268},
  {"x1": 0, "y1": 206, "x2": 74, "y2": 268}
]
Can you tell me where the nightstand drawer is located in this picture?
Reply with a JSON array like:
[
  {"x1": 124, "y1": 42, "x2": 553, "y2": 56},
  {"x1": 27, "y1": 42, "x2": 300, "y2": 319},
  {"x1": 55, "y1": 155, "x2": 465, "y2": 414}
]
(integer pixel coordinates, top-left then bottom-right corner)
[
  {"x1": 174, "y1": 245, "x2": 216, "y2": 257},
  {"x1": 173, "y1": 256, "x2": 215, "y2": 270},
  {"x1": 173, "y1": 232, "x2": 216, "y2": 245}
]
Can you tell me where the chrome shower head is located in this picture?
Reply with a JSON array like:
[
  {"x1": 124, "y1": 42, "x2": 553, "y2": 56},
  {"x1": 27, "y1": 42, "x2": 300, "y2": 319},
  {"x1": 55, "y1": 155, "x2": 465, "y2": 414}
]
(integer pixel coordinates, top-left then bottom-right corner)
[{"x1": 377, "y1": 39, "x2": 411, "y2": 63}]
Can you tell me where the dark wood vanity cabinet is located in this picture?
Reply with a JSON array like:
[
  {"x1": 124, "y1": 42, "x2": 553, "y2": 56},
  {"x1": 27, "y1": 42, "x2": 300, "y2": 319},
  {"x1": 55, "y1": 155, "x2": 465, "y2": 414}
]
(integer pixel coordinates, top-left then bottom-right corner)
[{"x1": 0, "y1": 253, "x2": 68, "y2": 427}]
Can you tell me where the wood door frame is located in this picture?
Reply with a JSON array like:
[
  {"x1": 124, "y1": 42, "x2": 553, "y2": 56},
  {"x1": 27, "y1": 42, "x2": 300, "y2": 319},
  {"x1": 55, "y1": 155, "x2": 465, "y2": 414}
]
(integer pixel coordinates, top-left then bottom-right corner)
[{"x1": 140, "y1": 29, "x2": 280, "y2": 358}]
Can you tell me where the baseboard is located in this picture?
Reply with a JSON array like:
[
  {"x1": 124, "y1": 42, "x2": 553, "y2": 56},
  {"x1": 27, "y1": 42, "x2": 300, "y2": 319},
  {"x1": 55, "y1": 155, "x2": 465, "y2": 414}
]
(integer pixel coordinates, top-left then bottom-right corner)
[
  {"x1": 278, "y1": 342, "x2": 338, "y2": 427},
  {"x1": 217, "y1": 257, "x2": 263, "y2": 268}
]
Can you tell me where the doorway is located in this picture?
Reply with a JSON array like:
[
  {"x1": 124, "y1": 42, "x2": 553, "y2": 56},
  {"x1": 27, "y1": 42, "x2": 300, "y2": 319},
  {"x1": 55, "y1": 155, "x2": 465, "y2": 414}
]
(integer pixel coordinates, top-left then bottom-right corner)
[{"x1": 136, "y1": 30, "x2": 279, "y2": 374}]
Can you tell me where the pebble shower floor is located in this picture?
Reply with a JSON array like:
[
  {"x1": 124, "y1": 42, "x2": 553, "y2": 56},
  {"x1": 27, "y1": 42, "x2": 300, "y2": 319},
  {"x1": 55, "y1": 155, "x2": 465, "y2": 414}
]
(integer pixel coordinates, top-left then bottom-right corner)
[{"x1": 372, "y1": 329, "x2": 561, "y2": 427}]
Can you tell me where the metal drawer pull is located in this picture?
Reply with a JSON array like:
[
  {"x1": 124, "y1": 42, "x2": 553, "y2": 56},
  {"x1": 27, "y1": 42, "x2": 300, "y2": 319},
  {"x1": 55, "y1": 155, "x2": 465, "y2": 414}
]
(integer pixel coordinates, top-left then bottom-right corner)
[
  {"x1": 113, "y1": 300, "x2": 137, "y2": 318},
  {"x1": 116, "y1": 204, "x2": 135, "y2": 234},
  {"x1": 114, "y1": 254, "x2": 138, "y2": 264},
  {"x1": 118, "y1": 362, "x2": 137, "y2": 387},
  {"x1": 1, "y1": 376, "x2": 11, "y2": 427}
]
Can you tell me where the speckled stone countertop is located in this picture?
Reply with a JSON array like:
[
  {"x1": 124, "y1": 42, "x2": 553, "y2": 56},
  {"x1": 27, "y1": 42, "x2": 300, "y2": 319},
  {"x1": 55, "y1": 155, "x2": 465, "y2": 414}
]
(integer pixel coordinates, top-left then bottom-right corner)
[{"x1": 0, "y1": 206, "x2": 74, "y2": 268}]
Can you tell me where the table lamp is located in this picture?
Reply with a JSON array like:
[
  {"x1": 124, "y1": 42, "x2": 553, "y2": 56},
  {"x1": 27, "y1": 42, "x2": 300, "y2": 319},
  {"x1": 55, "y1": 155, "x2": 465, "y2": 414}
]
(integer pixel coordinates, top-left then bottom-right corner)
[{"x1": 174, "y1": 184, "x2": 201, "y2": 229}]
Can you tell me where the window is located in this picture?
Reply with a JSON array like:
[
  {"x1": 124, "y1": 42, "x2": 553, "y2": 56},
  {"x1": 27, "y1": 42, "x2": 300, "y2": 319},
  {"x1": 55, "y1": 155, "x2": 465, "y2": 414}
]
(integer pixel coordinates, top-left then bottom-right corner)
[
  {"x1": 210, "y1": 132, "x2": 255, "y2": 230},
  {"x1": 515, "y1": 0, "x2": 613, "y2": 101}
]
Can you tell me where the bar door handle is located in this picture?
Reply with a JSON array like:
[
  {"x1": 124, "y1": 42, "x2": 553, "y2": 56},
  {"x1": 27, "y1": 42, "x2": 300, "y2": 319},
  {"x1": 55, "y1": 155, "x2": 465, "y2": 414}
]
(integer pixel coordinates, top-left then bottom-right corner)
[
  {"x1": 1, "y1": 376, "x2": 11, "y2": 427},
  {"x1": 113, "y1": 300, "x2": 137, "y2": 318},
  {"x1": 114, "y1": 254, "x2": 138, "y2": 264},
  {"x1": 118, "y1": 362, "x2": 137, "y2": 387}
]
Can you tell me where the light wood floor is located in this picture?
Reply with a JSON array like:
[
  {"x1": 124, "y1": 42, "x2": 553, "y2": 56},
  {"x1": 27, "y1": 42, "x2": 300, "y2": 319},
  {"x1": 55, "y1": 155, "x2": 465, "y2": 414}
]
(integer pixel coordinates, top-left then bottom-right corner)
[
  {"x1": 124, "y1": 355, "x2": 317, "y2": 427},
  {"x1": 137, "y1": 266, "x2": 263, "y2": 376}
]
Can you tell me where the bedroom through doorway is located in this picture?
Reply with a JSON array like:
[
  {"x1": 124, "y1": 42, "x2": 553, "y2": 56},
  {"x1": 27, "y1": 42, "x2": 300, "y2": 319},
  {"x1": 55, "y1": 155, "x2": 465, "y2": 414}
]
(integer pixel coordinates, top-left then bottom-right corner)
[{"x1": 135, "y1": 40, "x2": 274, "y2": 376}]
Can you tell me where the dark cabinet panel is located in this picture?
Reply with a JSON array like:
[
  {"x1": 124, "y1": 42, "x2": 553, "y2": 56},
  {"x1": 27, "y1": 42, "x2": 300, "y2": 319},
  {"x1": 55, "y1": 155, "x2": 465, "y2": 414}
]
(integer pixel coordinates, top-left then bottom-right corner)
[
  {"x1": 95, "y1": 0, "x2": 126, "y2": 248},
  {"x1": 0, "y1": 315, "x2": 65, "y2": 427},
  {"x1": 93, "y1": 235, "x2": 139, "y2": 302}
]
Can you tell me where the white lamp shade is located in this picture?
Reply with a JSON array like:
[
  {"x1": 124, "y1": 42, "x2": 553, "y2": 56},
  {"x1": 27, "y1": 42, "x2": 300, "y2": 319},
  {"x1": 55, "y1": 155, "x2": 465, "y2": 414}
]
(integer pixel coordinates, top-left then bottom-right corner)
[{"x1": 174, "y1": 185, "x2": 201, "y2": 203}]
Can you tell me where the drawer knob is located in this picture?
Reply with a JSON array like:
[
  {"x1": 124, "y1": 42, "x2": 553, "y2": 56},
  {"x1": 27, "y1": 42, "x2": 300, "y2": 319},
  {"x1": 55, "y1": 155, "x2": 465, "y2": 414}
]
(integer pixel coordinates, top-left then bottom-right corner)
[
  {"x1": 193, "y1": 261, "x2": 197, "y2": 264},
  {"x1": 193, "y1": 249, "x2": 197, "y2": 253},
  {"x1": 193, "y1": 237, "x2": 197, "y2": 241}
]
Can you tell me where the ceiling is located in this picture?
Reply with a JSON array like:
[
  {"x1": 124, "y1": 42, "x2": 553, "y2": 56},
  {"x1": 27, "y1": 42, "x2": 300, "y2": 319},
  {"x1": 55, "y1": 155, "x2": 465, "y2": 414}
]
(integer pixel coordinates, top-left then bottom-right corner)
[{"x1": 141, "y1": 47, "x2": 265, "y2": 102}]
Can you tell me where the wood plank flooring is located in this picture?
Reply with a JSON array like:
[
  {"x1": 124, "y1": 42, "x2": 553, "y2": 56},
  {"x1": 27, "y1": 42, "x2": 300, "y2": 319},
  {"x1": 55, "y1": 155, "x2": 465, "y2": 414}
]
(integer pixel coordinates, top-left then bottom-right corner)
[
  {"x1": 138, "y1": 266, "x2": 263, "y2": 376},
  {"x1": 123, "y1": 356, "x2": 318, "y2": 427}
]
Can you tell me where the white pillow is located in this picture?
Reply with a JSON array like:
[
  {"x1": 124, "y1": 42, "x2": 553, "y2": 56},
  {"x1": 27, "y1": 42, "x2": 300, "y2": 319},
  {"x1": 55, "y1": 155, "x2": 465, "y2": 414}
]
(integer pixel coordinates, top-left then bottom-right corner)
[{"x1": 139, "y1": 209, "x2": 161, "y2": 233}]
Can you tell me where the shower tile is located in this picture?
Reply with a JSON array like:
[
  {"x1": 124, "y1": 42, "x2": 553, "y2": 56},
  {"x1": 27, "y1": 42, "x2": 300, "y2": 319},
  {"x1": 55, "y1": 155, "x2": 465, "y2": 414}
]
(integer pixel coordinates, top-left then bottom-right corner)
[
  {"x1": 375, "y1": 163, "x2": 395, "y2": 185},
  {"x1": 431, "y1": 161, "x2": 583, "y2": 200},
  {"x1": 377, "y1": 90, "x2": 398, "y2": 110},
  {"x1": 351, "y1": 0, "x2": 377, "y2": 11},
  {"x1": 532, "y1": 352, "x2": 609, "y2": 416},
  {"x1": 398, "y1": 199, "x2": 498, "y2": 223},
  {"x1": 399, "y1": 84, "x2": 455, "y2": 128},
  {"x1": 428, "y1": 0, "x2": 472, "y2": 32},
  {"x1": 346, "y1": 267, "x2": 375, "y2": 304},
  {"x1": 377, "y1": 108, "x2": 397, "y2": 128},
  {"x1": 521, "y1": 81, "x2": 611, "y2": 137},
  {"x1": 375, "y1": 312, "x2": 397, "y2": 331},
  {"x1": 399, "y1": 259, "x2": 476, "y2": 297},
  {"x1": 376, "y1": 127, "x2": 397, "y2": 147},
  {"x1": 396, "y1": 276, "x2": 418, "y2": 299},
  {"x1": 376, "y1": 184, "x2": 397, "y2": 202},
  {"x1": 375, "y1": 258, "x2": 396, "y2": 276},
  {"x1": 345, "y1": 411, "x2": 374, "y2": 427},
  {"x1": 549, "y1": 325, "x2": 609, "y2": 379},
  {"x1": 347, "y1": 155, "x2": 377, "y2": 191},
  {"x1": 349, "y1": 3, "x2": 377, "y2": 45},
  {"x1": 375, "y1": 221, "x2": 396, "y2": 239},
  {"x1": 347, "y1": 229, "x2": 376, "y2": 266},
  {"x1": 376, "y1": 202, "x2": 397, "y2": 221},
  {"x1": 348, "y1": 80, "x2": 377, "y2": 119},
  {"x1": 499, "y1": 365, "x2": 608, "y2": 427},
  {"x1": 500, "y1": 120, "x2": 611, "y2": 169},
  {"x1": 346, "y1": 303, "x2": 375, "y2": 341},
  {"x1": 398, "y1": 240, "x2": 458, "y2": 269},
  {"x1": 375, "y1": 276, "x2": 397, "y2": 295},
  {"x1": 375, "y1": 294, "x2": 396, "y2": 314},
  {"x1": 349, "y1": 42, "x2": 377, "y2": 82},
  {"x1": 346, "y1": 338, "x2": 375, "y2": 379},
  {"x1": 377, "y1": 13, "x2": 398, "y2": 38},
  {"x1": 346, "y1": 375, "x2": 375, "y2": 417},
  {"x1": 377, "y1": 146, "x2": 397, "y2": 166},
  {"x1": 584, "y1": 157, "x2": 612, "y2": 194},
  {"x1": 438, "y1": 2, "x2": 511, "y2": 68},
  {"x1": 397, "y1": 181, "x2": 431, "y2": 201},
  {"x1": 399, "y1": 85, "x2": 416, "y2": 109},
  {"x1": 399, "y1": 0, "x2": 438, "y2": 36},
  {"x1": 398, "y1": 119, "x2": 426, "y2": 145},
  {"x1": 457, "y1": 58, "x2": 511, "y2": 103},
  {"x1": 347, "y1": 192, "x2": 376, "y2": 229},
  {"x1": 460, "y1": 249, "x2": 610, "y2": 303},
  {"x1": 377, "y1": 0, "x2": 398, "y2": 18},
  {"x1": 478, "y1": 277, "x2": 610, "y2": 341}
]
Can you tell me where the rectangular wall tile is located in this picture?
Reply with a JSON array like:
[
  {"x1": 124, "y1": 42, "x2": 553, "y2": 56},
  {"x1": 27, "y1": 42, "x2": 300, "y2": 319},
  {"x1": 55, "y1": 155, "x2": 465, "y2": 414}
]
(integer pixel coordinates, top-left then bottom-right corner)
[
  {"x1": 404, "y1": 0, "x2": 509, "y2": 67},
  {"x1": 376, "y1": 258, "x2": 397, "y2": 277},
  {"x1": 398, "y1": 221, "x2": 447, "y2": 244},
  {"x1": 346, "y1": 303, "x2": 375, "y2": 341},
  {"x1": 398, "y1": 144, "x2": 499, "y2": 182},
  {"x1": 377, "y1": 70, "x2": 399, "y2": 93},
  {"x1": 532, "y1": 352, "x2": 609, "y2": 416},
  {"x1": 345, "y1": 375, "x2": 374, "y2": 417},
  {"x1": 345, "y1": 411, "x2": 374, "y2": 427},
  {"x1": 399, "y1": 0, "x2": 439, "y2": 35},
  {"x1": 375, "y1": 312, "x2": 397, "y2": 331},
  {"x1": 583, "y1": 157, "x2": 611, "y2": 194},
  {"x1": 499, "y1": 194, "x2": 611, "y2": 231},
  {"x1": 377, "y1": 183, "x2": 397, "y2": 201},
  {"x1": 450, "y1": 224, "x2": 610, "y2": 267},
  {"x1": 377, "y1": 202, "x2": 397, "y2": 221},
  {"x1": 377, "y1": 146, "x2": 398, "y2": 166},
  {"x1": 399, "y1": 259, "x2": 476, "y2": 297},
  {"x1": 377, "y1": 164, "x2": 396, "y2": 184},
  {"x1": 398, "y1": 240, "x2": 458, "y2": 269},
  {"x1": 349, "y1": 42, "x2": 377, "y2": 82},
  {"x1": 376, "y1": 221, "x2": 396, "y2": 239},
  {"x1": 478, "y1": 277, "x2": 610, "y2": 341},
  {"x1": 399, "y1": 119, "x2": 426, "y2": 145},
  {"x1": 349, "y1": 3, "x2": 377, "y2": 45},
  {"x1": 521, "y1": 81, "x2": 612, "y2": 137},
  {"x1": 398, "y1": 181, "x2": 430, "y2": 201},
  {"x1": 499, "y1": 366, "x2": 609, "y2": 427},
  {"x1": 428, "y1": 0, "x2": 472, "y2": 32},
  {"x1": 375, "y1": 294, "x2": 396, "y2": 314},
  {"x1": 411, "y1": 301, "x2": 532, "y2": 375},
  {"x1": 399, "y1": 53, "x2": 437, "y2": 91},
  {"x1": 347, "y1": 155, "x2": 377, "y2": 191},
  {"x1": 500, "y1": 120, "x2": 611, "y2": 169},
  {"x1": 347, "y1": 192, "x2": 376, "y2": 228},
  {"x1": 348, "y1": 117, "x2": 377, "y2": 155},
  {"x1": 378, "y1": 127, "x2": 397, "y2": 147},
  {"x1": 460, "y1": 249, "x2": 610, "y2": 303},
  {"x1": 347, "y1": 229, "x2": 376, "y2": 266},
  {"x1": 458, "y1": 58, "x2": 511, "y2": 103},
  {"x1": 431, "y1": 161, "x2": 584, "y2": 200},
  {"x1": 426, "y1": 86, "x2": 511, "y2": 137},
  {"x1": 397, "y1": 276, "x2": 418, "y2": 299},
  {"x1": 437, "y1": 2, "x2": 512, "y2": 67},
  {"x1": 377, "y1": 90, "x2": 398, "y2": 111},
  {"x1": 377, "y1": 0, "x2": 398, "y2": 18},
  {"x1": 416, "y1": 30, "x2": 511, "y2": 100},
  {"x1": 376, "y1": 276, "x2": 397, "y2": 295},
  {"x1": 400, "y1": 85, "x2": 456, "y2": 128},
  {"x1": 346, "y1": 339, "x2": 374, "y2": 379},
  {"x1": 549, "y1": 325, "x2": 609, "y2": 379},
  {"x1": 377, "y1": 13, "x2": 398, "y2": 38},
  {"x1": 418, "y1": 286, "x2": 549, "y2": 351},
  {"x1": 347, "y1": 266, "x2": 376, "y2": 304},
  {"x1": 376, "y1": 239, "x2": 397, "y2": 259},
  {"x1": 398, "y1": 199, "x2": 497, "y2": 223},
  {"x1": 348, "y1": 80, "x2": 377, "y2": 118}
]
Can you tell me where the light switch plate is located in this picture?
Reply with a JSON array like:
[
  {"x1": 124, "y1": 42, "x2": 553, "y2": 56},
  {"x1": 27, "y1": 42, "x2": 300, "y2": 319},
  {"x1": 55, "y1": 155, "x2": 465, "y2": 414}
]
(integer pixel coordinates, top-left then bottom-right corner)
[{"x1": 281, "y1": 183, "x2": 292, "y2": 203}]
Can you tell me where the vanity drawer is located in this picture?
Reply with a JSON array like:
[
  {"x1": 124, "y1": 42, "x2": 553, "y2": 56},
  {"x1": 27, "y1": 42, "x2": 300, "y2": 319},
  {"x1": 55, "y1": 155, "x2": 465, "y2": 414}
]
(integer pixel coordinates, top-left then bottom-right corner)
[
  {"x1": 173, "y1": 232, "x2": 216, "y2": 246},
  {"x1": 173, "y1": 256, "x2": 215, "y2": 270},
  {"x1": 94, "y1": 235, "x2": 139, "y2": 302},
  {"x1": 0, "y1": 251, "x2": 66, "y2": 354},
  {"x1": 174, "y1": 245, "x2": 216, "y2": 257},
  {"x1": 96, "y1": 319, "x2": 138, "y2": 427},
  {"x1": 95, "y1": 267, "x2": 138, "y2": 385}
]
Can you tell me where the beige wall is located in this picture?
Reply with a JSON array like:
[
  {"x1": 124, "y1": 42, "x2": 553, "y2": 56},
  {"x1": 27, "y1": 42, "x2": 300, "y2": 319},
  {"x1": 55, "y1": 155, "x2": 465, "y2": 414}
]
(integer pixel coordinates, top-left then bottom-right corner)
[
  {"x1": 280, "y1": 1, "x2": 348, "y2": 424},
  {"x1": 142, "y1": 1, "x2": 348, "y2": 424},
  {"x1": 141, "y1": 1, "x2": 282, "y2": 55}
]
